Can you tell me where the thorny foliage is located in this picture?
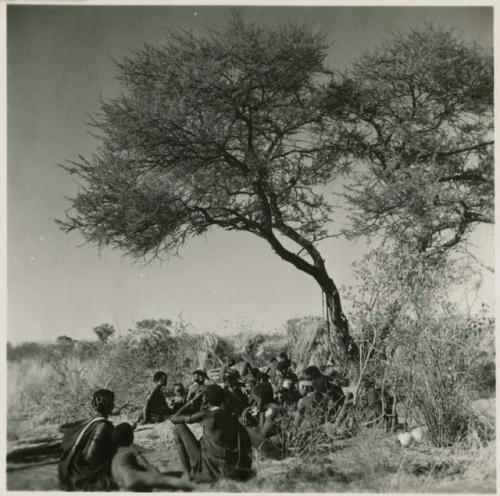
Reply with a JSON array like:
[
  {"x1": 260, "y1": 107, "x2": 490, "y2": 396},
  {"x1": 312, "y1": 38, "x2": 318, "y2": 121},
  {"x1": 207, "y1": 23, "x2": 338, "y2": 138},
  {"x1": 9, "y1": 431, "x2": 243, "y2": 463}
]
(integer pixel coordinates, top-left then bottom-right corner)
[
  {"x1": 58, "y1": 14, "x2": 344, "y2": 268},
  {"x1": 344, "y1": 246, "x2": 494, "y2": 446},
  {"x1": 327, "y1": 26, "x2": 493, "y2": 254}
]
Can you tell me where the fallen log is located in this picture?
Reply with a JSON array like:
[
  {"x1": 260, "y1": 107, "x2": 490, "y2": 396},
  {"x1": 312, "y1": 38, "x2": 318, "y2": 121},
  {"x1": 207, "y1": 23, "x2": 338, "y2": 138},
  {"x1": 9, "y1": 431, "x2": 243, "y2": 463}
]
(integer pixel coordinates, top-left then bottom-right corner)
[{"x1": 7, "y1": 440, "x2": 62, "y2": 463}]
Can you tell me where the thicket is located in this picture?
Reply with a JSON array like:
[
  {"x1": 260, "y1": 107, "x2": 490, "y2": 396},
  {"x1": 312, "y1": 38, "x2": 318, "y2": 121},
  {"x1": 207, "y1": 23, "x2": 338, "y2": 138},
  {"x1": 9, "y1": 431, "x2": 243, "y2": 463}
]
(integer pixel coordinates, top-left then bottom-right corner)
[{"x1": 344, "y1": 246, "x2": 495, "y2": 447}]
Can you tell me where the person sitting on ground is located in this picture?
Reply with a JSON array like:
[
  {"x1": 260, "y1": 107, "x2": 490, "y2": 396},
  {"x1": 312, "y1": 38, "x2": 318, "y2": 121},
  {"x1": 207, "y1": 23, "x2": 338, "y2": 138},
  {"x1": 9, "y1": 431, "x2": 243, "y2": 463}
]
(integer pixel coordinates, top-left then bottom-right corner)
[
  {"x1": 170, "y1": 384, "x2": 253, "y2": 483},
  {"x1": 243, "y1": 371, "x2": 258, "y2": 397},
  {"x1": 223, "y1": 369, "x2": 249, "y2": 417},
  {"x1": 295, "y1": 376, "x2": 331, "y2": 431},
  {"x1": 276, "y1": 382, "x2": 300, "y2": 412},
  {"x1": 277, "y1": 351, "x2": 292, "y2": 371},
  {"x1": 359, "y1": 380, "x2": 398, "y2": 430},
  {"x1": 303, "y1": 365, "x2": 345, "y2": 412},
  {"x1": 168, "y1": 383, "x2": 187, "y2": 414},
  {"x1": 110, "y1": 422, "x2": 195, "y2": 492},
  {"x1": 257, "y1": 366, "x2": 272, "y2": 385},
  {"x1": 275, "y1": 360, "x2": 299, "y2": 390},
  {"x1": 186, "y1": 370, "x2": 208, "y2": 413},
  {"x1": 140, "y1": 371, "x2": 171, "y2": 424},
  {"x1": 58, "y1": 389, "x2": 117, "y2": 491},
  {"x1": 240, "y1": 383, "x2": 285, "y2": 460}
]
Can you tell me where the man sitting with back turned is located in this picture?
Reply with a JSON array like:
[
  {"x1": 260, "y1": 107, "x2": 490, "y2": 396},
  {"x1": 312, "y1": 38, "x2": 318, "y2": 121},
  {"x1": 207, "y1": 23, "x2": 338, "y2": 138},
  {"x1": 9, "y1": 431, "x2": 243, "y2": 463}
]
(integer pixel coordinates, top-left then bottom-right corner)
[
  {"x1": 111, "y1": 422, "x2": 194, "y2": 492},
  {"x1": 58, "y1": 389, "x2": 117, "y2": 491},
  {"x1": 170, "y1": 384, "x2": 253, "y2": 483}
]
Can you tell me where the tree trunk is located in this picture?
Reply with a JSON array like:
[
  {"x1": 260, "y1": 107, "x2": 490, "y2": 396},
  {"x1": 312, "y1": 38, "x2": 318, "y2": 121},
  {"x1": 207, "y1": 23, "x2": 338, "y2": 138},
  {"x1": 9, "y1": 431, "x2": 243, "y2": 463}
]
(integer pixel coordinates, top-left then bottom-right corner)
[{"x1": 317, "y1": 272, "x2": 359, "y2": 371}]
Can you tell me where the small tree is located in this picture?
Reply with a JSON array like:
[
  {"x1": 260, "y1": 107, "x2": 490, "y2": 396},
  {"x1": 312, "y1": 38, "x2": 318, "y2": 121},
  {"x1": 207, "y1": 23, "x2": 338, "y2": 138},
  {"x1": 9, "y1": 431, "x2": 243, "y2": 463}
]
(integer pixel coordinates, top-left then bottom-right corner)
[
  {"x1": 93, "y1": 323, "x2": 115, "y2": 343},
  {"x1": 133, "y1": 318, "x2": 173, "y2": 336}
]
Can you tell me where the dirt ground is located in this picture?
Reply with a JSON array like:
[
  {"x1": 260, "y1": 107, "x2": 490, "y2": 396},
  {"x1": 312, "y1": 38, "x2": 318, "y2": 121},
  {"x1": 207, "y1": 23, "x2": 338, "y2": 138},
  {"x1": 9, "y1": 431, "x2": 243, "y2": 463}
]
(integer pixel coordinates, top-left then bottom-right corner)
[{"x1": 7, "y1": 403, "x2": 496, "y2": 493}]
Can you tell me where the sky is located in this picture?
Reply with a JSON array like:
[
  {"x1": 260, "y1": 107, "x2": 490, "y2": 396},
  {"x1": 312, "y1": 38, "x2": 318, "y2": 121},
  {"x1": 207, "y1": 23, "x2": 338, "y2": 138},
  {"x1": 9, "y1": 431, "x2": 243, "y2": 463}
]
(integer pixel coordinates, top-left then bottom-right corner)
[{"x1": 7, "y1": 5, "x2": 494, "y2": 343}]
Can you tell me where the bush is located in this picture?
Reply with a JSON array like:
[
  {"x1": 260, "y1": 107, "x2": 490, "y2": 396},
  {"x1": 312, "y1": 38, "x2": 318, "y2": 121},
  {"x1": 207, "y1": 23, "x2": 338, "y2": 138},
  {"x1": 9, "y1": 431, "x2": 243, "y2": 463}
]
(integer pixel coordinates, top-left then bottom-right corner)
[{"x1": 345, "y1": 247, "x2": 493, "y2": 447}]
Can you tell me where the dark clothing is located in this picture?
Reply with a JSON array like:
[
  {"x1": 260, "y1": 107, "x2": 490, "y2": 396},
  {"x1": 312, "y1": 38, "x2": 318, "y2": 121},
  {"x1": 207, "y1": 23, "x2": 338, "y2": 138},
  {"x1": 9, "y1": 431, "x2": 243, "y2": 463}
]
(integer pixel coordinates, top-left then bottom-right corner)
[
  {"x1": 326, "y1": 378, "x2": 345, "y2": 413},
  {"x1": 58, "y1": 417, "x2": 117, "y2": 491},
  {"x1": 144, "y1": 386, "x2": 171, "y2": 423},
  {"x1": 241, "y1": 404, "x2": 285, "y2": 460},
  {"x1": 173, "y1": 408, "x2": 252, "y2": 483},
  {"x1": 224, "y1": 388, "x2": 249, "y2": 417},
  {"x1": 169, "y1": 395, "x2": 186, "y2": 414}
]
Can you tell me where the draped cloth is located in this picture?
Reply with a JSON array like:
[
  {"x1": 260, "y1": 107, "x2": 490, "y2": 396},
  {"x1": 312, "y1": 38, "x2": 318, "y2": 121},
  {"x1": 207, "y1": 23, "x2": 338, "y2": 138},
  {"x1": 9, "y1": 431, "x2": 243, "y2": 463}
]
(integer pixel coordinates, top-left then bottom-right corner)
[
  {"x1": 58, "y1": 417, "x2": 117, "y2": 491},
  {"x1": 182, "y1": 420, "x2": 253, "y2": 483}
]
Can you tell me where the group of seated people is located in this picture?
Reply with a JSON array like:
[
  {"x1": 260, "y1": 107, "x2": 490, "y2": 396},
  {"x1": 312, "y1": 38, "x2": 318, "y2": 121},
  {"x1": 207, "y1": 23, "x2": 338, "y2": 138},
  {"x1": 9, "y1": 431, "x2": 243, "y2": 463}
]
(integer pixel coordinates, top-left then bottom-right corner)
[{"x1": 58, "y1": 352, "x2": 385, "y2": 491}]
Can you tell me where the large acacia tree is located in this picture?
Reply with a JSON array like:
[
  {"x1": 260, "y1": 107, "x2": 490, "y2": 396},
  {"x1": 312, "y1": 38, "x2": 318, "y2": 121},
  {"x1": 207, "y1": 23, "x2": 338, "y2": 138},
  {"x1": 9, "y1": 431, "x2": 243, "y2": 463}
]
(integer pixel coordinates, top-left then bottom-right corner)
[{"x1": 59, "y1": 16, "x2": 358, "y2": 364}]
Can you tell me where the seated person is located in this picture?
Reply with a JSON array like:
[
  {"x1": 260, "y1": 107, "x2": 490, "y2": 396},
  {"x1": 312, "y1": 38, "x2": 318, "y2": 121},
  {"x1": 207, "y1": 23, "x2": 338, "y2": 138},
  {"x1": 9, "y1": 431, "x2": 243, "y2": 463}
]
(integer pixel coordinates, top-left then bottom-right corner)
[
  {"x1": 223, "y1": 369, "x2": 249, "y2": 417},
  {"x1": 58, "y1": 389, "x2": 117, "y2": 491},
  {"x1": 111, "y1": 422, "x2": 194, "y2": 492},
  {"x1": 171, "y1": 384, "x2": 253, "y2": 483},
  {"x1": 277, "y1": 351, "x2": 292, "y2": 371},
  {"x1": 186, "y1": 370, "x2": 208, "y2": 413},
  {"x1": 169, "y1": 384, "x2": 187, "y2": 414},
  {"x1": 243, "y1": 372, "x2": 258, "y2": 397},
  {"x1": 302, "y1": 365, "x2": 345, "y2": 412},
  {"x1": 360, "y1": 384, "x2": 397, "y2": 430},
  {"x1": 240, "y1": 383, "x2": 285, "y2": 460},
  {"x1": 276, "y1": 361, "x2": 299, "y2": 391},
  {"x1": 141, "y1": 371, "x2": 171, "y2": 424},
  {"x1": 295, "y1": 376, "x2": 342, "y2": 431},
  {"x1": 276, "y1": 385, "x2": 300, "y2": 412}
]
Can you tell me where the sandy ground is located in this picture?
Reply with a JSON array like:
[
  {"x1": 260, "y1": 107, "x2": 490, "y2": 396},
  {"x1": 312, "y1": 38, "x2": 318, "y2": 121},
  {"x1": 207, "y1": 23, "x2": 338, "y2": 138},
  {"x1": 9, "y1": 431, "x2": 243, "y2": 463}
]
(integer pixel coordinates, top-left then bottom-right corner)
[{"x1": 7, "y1": 401, "x2": 496, "y2": 492}]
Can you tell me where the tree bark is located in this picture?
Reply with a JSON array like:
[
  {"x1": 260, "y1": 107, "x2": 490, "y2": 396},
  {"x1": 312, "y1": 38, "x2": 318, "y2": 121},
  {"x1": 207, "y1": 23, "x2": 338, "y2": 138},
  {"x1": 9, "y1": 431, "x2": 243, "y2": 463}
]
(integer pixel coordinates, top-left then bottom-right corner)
[{"x1": 315, "y1": 269, "x2": 359, "y2": 369}]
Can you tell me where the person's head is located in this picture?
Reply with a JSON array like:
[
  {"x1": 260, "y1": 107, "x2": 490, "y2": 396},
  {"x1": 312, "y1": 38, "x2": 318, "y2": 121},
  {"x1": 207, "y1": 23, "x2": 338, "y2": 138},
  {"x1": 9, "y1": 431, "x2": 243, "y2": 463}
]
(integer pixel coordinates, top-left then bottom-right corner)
[
  {"x1": 278, "y1": 351, "x2": 288, "y2": 361},
  {"x1": 303, "y1": 365, "x2": 321, "y2": 381},
  {"x1": 245, "y1": 373, "x2": 257, "y2": 391},
  {"x1": 204, "y1": 384, "x2": 225, "y2": 407},
  {"x1": 92, "y1": 389, "x2": 115, "y2": 416},
  {"x1": 173, "y1": 383, "x2": 185, "y2": 397},
  {"x1": 193, "y1": 370, "x2": 206, "y2": 385},
  {"x1": 276, "y1": 360, "x2": 290, "y2": 378},
  {"x1": 224, "y1": 369, "x2": 243, "y2": 388},
  {"x1": 276, "y1": 388, "x2": 290, "y2": 404},
  {"x1": 252, "y1": 383, "x2": 274, "y2": 409},
  {"x1": 112, "y1": 422, "x2": 134, "y2": 448},
  {"x1": 153, "y1": 371, "x2": 168, "y2": 387}
]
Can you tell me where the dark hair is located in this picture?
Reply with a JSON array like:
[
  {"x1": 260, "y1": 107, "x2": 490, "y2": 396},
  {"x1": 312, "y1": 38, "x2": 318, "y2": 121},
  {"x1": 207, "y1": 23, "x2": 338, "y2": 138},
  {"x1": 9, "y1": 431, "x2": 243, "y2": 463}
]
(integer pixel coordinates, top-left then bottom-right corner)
[
  {"x1": 193, "y1": 369, "x2": 206, "y2": 377},
  {"x1": 303, "y1": 365, "x2": 321, "y2": 379},
  {"x1": 112, "y1": 422, "x2": 134, "y2": 447},
  {"x1": 278, "y1": 351, "x2": 288, "y2": 359},
  {"x1": 276, "y1": 361, "x2": 289, "y2": 373},
  {"x1": 253, "y1": 383, "x2": 274, "y2": 404},
  {"x1": 204, "y1": 384, "x2": 225, "y2": 406},
  {"x1": 91, "y1": 389, "x2": 114, "y2": 413},
  {"x1": 153, "y1": 371, "x2": 167, "y2": 382}
]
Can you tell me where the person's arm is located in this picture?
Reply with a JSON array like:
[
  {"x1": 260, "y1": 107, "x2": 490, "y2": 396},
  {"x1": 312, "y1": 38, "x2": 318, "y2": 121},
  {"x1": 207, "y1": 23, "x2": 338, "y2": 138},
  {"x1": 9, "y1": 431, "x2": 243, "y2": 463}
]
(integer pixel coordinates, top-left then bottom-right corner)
[
  {"x1": 170, "y1": 410, "x2": 205, "y2": 424},
  {"x1": 169, "y1": 388, "x2": 205, "y2": 423},
  {"x1": 261, "y1": 406, "x2": 278, "y2": 437},
  {"x1": 295, "y1": 399, "x2": 306, "y2": 428},
  {"x1": 115, "y1": 456, "x2": 195, "y2": 492},
  {"x1": 142, "y1": 388, "x2": 157, "y2": 423}
]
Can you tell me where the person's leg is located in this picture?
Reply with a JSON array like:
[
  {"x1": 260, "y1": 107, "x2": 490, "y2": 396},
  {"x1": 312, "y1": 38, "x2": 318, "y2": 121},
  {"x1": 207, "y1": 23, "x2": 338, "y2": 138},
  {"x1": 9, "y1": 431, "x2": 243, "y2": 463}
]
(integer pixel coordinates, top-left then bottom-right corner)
[{"x1": 173, "y1": 424, "x2": 200, "y2": 477}]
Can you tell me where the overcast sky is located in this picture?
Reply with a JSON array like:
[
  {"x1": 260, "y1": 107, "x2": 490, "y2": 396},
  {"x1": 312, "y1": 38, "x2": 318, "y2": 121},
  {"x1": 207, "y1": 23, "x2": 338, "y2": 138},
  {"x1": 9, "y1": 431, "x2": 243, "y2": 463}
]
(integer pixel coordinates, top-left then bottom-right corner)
[{"x1": 7, "y1": 5, "x2": 494, "y2": 343}]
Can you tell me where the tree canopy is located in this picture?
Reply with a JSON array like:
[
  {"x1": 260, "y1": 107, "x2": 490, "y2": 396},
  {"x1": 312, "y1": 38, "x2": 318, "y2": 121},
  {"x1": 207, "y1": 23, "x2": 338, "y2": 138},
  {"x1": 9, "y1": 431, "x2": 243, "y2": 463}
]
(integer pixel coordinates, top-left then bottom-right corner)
[
  {"x1": 58, "y1": 17, "x2": 493, "y2": 365},
  {"x1": 328, "y1": 26, "x2": 493, "y2": 253}
]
